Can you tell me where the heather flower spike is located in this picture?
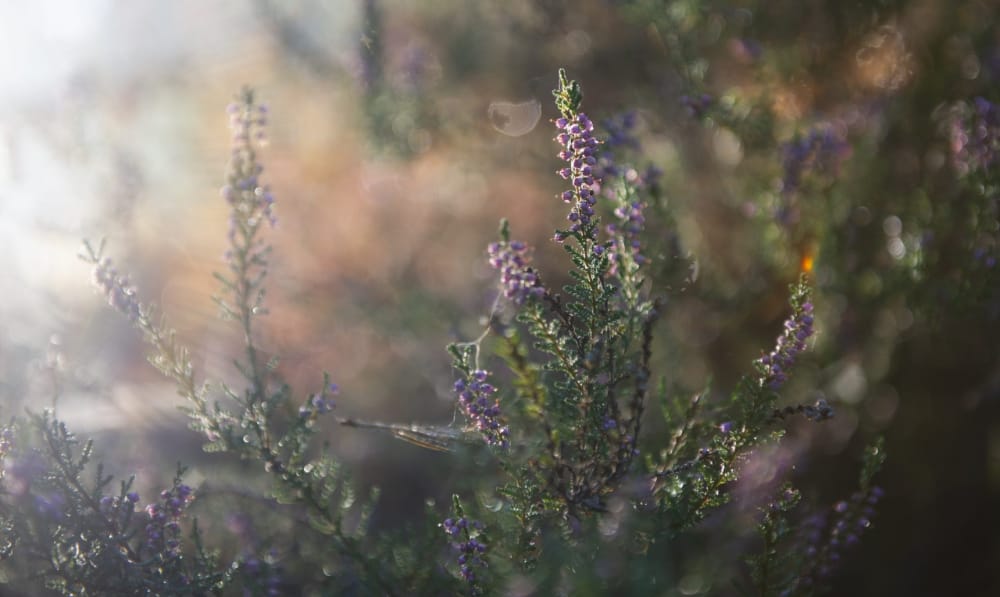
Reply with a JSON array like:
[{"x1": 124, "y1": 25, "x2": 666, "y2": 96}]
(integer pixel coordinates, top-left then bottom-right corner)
[
  {"x1": 552, "y1": 69, "x2": 601, "y2": 241},
  {"x1": 45, "y1": 68, "x2": 902, "y2": 595},
  {"x1": 950, "y1": 97, "x2": 1000, "y2": 176},
  {"x1": 453, "y1": 369, "x2": 510, "y2": 449},
  {"x1": 790, "y1": 439, "x2": 885, "y2": 592},
  {"x1": 487, "y1": 221, "x2": 545, "y2": 305},
  {"x1": 143, "y1": 482, "x2": 195, "y2": 558},
  {"x1": 223, "y1": 88, "x2": 276, "y2": 229},
  {"x1": 298, "y1": 374, "x2": 339, "y2": 419},
  {"x1": 756, "y1": 277, "x2": 815, "y2": 390},
  {"x1": 442, "y1": 495, "x2": 488, "y2": 594},
  {"x1": 780, "y1": 124, "x2": 850, "y2": 197},
  {"x1": 91, "y1": 254, "x2": 143, "y2": 322},
  {"x1": 607, "y1": 198, "x2": 647, "y2": 275}
]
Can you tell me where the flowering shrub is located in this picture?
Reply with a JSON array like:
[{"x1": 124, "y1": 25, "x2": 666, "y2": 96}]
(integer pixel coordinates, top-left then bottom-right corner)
[{"x1": 0, "y1": 69, "x2": 904, "y2": 595}]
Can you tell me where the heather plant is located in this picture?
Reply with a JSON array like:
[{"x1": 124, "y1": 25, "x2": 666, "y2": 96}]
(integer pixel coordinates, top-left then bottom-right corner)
[
  {"x1": 0, "y1": 73, "x2": 892, "y2": 596},
  {"x1": 944, "y1": 97, "x2": 1000, "y2": 304}
]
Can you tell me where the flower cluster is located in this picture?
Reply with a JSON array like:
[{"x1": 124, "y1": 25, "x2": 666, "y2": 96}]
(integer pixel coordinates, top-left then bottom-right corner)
[
  {"x1": 681, "y1": 93, "x2": 713, "y2": 118},
  {"x1": 973, "y1": 246, "x2": 998, "y2": 269},
  {"x1": 442, "y1": 515, "x2": 487, "y2": 587},
  {"x1": 949, "y1": 97, "x2": 1000, "y2": 176},
  {"x1": 487, "y1": 240, "x2": 544, "y2": 304},
  {"x1": 780, "y1": 124, "x2": 850, "y2": 196},
  {"x1": 221, "y1": 91, "x2": 276, "y2": 233},
  {"x1": 143, "y1": 484, "x2": 194, "y2": 558},
  {"x1": 593, "y1": 113, "x2": 662, "y2": 197},
  {"x1": 554, "y1": 112, "x2": 601, "y2": 241},
  {"x1": 607, "y1": 199, "x2": 647, "y2": 274},
  {"x1": 14, "y1": 73, "x2": 902, "y2": 595},
  {"x1": 596, "y1": 112, "x2": 640, "y2": 180},
  {"x1": 298, "y1": 382, "x2": 339, "y2": 418},
  {"x1": 453, "y1": 370, "x2": 509, "y2": 449},
  {"x1": 756, "y1": 288, "x2": 815, "y2": 390},
  {"x1": 240, "y1": 553, "x2": 283, "y2": 597},
  {"x1": 794, "y1": 485, "x2": 884, "y2": 591},
  {"x1": 91, "y1": 257, "x2": 142, "y2": 322},
  {"x1": 98, "y1": 491, "x2": 140, "y2": 525}
]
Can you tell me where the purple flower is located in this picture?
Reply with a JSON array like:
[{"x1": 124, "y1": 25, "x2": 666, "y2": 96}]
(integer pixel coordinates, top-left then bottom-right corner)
[
  {"x1": 454, "y1": 370, "x2": 509, "y2": 449},
  {"x1": 91, "y1": 257, "x2": 142, "y2": 322},
  {"x1": 143, "y1": 483, "x2": 195, "y2": 558},
  {"x1": 299, "y1": 383, "x2": 339, "y2": 418},
  {"x1": 950, "y1": 97, "x2": 1000, "y2": 176},
  {"x1": 606, "y1": 199, "x2": 647, "y2": 275},
  {"x1": 582, "y1": 111, "x2": 655, "y2": 275},
  {"x1": 796, "y1": 483, "x2": 883, "y2": 588},
  {"x1": 554, "y1": 112, "x2": 601, "y2": 240},
  {"x1": 780, "y1": 124, "x2": 851, "y2": 197},
  {"x1": 594, "y1": 112, "x2": 641, "y2": 182},
  {"x1": 443, "y1": 515, "x2": 487, "y2": 588},
  {"x1": 681, "y1": 93, "x2": 713, "y2": 118},
  {"x1": 487, "y1": 240, "x2": 545, "y2": 305},
  {"x1": 225, "y1": 91, "x2": 276, "y2": 230},
  {"x1": 756, "y1": 291, "x2": 815, "y2": 390},
  {"x1": 803, "y1": 398, "x2": 834, "y2": 421},
  {"x1": 239, "y1": 551, "x2": 283, "y2": 597}
]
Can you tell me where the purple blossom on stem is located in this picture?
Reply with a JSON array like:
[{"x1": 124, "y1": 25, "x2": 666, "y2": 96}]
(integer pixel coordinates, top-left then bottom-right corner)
[
  {"x1": 592, "y1": 112, "x2": 663, "y2": 196},
  {"x1": 91, "y1": 257, "x2": 142, "y2": 322},
  {"x1": 803, "y1": 398, "x2": 834, "y2": 421},
  {"x1": 442, "y1": 515, "x2": 487, "y2": 588},
  {"x1": 585, "y1": 111, "x2": 656, "y2": 275},
  {"x1": 143, "y1": 483, "x2": 194, "y2": 558},
  {"x1": 606, "y1": 199, "x2": 647, "y2": 275},
  {"x1": 554, "y1": 112, "x2": 601, "y2": 240},
  {"x1": 227, "y1": 512, "x2": 283, "y2": 596},
  {"x1": 950, "y1": 97, "x2": 1000, "y2": 176},
  {"x1": 224, "y1": 90, "x2": 276, "y2": 233},
  {"x1": 603, "y1": 112, "x2": 640, "y2": 151},
  {"x1": 795, "y1": 484, "x2": 883, "y2": 589},
  {"x1": 298, "y1": 382, "x2": 339, "y2": 418},
  {"x1": 594, "y1": 112, "x2": 640, "y2": 182},
  {"x1": 487, "y1": 240, "x2": 545, "y2": 304},
  {"x1": 453, "y1": 370, "x2": 509, "y2": 449},
  {"x1": 239, "y1": 552, "x2": 283, "y2": 597},
  {"x1": 756, "y1": 283, "x2": 814, "y2": 390},
  {"x1": 780, "y1": 124, "x2": 851, "y2": 197},
  {"x1": 681, "y1": 93, "x2": 713, "y2": 118},
  {"x1": 97, "y1": 490, "x2": 140, "y2": 529}
]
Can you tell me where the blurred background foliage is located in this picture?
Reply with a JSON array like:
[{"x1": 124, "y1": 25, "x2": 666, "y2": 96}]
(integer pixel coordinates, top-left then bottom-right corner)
[{"x1": 0, "y1": 0, "x2": 998, "y2": 594}]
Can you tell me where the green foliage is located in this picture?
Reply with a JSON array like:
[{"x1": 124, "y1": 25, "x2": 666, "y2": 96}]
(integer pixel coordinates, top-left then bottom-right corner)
[
  {"x1": 0, "y1": 412, "x2": 225, "y2": 594},
  {"x1": 2, "y1": 70, "x2": 896, "y2": 595}
]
